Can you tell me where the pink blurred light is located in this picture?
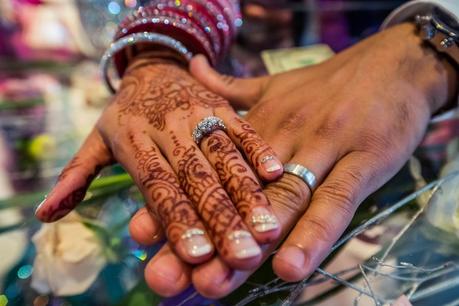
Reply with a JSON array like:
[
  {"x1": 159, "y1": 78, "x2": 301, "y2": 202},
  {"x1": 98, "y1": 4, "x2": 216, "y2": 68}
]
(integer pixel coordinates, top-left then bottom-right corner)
[{"x1": 124, "y1": 0, "x2": 137, "y2": 8}]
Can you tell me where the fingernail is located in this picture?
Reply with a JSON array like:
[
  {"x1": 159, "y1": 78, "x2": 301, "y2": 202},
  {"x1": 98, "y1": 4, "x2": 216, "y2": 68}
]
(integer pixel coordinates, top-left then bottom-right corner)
[
  {"x1": 34, "y1": 197, "x2": 47, "y2": 215},
  {"x1": 261, "y1": 155, "x2": 282, "y2": 173},
  {"x1": 151, "y1": 255, "x2": 183, "y2": 283},
  {"x1": 181, "y1": 228, "x2": 213, "y2": 257},
  {"x1": 228, "y1": 230, "x2": 261, "y2": 259},
  {"x1": 276, "y1": 246, "x2": 305, "y2": 270},
  {"x1": 251, "y1": 207, "x2": 279, "y2": 233}
]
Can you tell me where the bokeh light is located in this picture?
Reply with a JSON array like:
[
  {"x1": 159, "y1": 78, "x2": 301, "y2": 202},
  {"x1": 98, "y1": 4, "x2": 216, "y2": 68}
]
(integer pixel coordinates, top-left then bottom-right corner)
[
  {"x1": 17, "y1": 265, "x2": 33, "y2": 280},
  {"x1": 132, "y1": 249, "x2": 147, "y2": 261},
  {"x1": 108, "y1": 1, "x2": 121, "y2": 15},
  {"x1": 124, "y1": 0, "x2": 137, "y2": 8},
  {"x1": 0, "y1": 295, "x2": 8, "y2": 306}
]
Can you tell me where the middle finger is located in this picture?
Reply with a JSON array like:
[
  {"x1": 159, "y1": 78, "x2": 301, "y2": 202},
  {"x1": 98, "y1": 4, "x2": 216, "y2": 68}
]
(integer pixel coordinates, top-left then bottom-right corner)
[{"x1": 200, "y1": 130, "x2": 281, "y2": 243}]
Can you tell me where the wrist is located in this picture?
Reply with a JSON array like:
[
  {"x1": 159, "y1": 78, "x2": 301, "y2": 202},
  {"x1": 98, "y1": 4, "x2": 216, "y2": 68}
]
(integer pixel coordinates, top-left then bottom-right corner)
[
  {"x1": 120, "y1": 57, "x2": 187, "y2": 91},
  {"x1": 384, "y1": 23, "x2": 458, "y2": 114},
  {"x1": 125, "y1": 48, "x2": 188, "y2": 72}
]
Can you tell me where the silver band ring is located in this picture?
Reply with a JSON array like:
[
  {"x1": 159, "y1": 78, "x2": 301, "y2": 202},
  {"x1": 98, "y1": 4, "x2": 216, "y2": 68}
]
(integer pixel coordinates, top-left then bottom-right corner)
[
  {"x1": 192, "y1": 116, "x2": 227, "y2": 145},
  {"x1": 284, "y1": 163, "x2": 318, "y2": 191}
]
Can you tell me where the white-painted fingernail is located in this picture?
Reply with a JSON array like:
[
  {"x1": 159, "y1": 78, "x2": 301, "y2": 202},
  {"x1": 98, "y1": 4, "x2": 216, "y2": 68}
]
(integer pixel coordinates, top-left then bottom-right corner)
[
  {"x1": 35, "y1": 197, "x2": 47, "y2": 215},
  {"x1": 261, "y1": 156, "x2": 282, "y2": 173},
  {"x1": 181, "y1": 228, "x2": 213, "y2": 257},
  {"x1": 267, "y1": 164, "x2": 282, "y2": 172},
  {"x1": 251, "y1": 207, "x2": 279, "y2": 233},
  {"x1": 228, "y1": 230, "x2": 261, "y2": 259}
]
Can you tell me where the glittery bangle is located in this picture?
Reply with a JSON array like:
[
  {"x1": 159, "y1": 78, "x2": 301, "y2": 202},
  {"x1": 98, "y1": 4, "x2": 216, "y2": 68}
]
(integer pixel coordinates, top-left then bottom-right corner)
[
  {"x1": 150, "y1": 7, "x2": 221, "y2": 58},
  {"x1": 158, "y1": 4, "x2": 222, "y2": 57},
  {"x1": 100, "y1": 32, "x2": 193, "y2": 93},
  {"x1": 214, "y1": 0, "x2": 240, "y2": 35},
  {"x1": 118, "y1": 1, "x2": 231, "y2": 55},
  {"x1": 116, "y1": 14, "x2": 214, "y2": 62},
  {"x1": 181, "y1": 0, "x2": 232, "y2": 56},
  {"x1": 193, "y1": 0, "x2": 231, "y2": 38}
]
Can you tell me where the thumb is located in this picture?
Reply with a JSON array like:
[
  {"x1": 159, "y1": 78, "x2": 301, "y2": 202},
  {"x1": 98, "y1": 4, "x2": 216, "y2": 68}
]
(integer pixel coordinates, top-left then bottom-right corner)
[
  {"x1": 190, "y1": 54, "x2": 267, "y2": 109},
  {"x1": 35, "y1": 129, "x2": 113, "y2": 222}
]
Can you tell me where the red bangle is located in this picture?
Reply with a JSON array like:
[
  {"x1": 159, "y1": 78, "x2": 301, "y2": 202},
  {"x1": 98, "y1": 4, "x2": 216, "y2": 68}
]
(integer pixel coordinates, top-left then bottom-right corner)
[
  {"x1": 159, "y1": 6, "x2": 222, "y2": 57},
  {"x1": 113, "y1": 0, "x2": 240, "y2": 77}
]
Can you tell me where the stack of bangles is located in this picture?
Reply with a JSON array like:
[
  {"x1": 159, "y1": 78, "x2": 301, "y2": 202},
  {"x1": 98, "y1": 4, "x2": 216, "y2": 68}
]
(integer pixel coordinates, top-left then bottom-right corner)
[{"x1": 100, "y1": 0, "x2": 242, "y2": 93}]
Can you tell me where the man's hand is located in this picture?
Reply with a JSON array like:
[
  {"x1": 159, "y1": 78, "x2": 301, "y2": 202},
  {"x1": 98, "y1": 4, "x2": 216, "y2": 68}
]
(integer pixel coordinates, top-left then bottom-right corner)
[{"x1": 129, "y1": 23, "x2": 458, "y2": 297}]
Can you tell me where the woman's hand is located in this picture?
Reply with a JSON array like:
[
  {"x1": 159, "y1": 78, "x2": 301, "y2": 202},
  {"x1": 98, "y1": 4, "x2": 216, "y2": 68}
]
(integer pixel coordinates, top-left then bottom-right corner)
[
  {"x1": 128, "y1": 23, "x2": 458, "y2": 297},
  {"x1": 35, "y1": 58, "x2": 284, "y2": 270}
]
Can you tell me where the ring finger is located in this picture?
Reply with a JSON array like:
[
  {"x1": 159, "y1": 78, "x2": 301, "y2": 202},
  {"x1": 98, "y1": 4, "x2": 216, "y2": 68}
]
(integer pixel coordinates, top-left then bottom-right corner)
[{"x1": 160, "y1": 130, "x2": 263, "y2": 270}]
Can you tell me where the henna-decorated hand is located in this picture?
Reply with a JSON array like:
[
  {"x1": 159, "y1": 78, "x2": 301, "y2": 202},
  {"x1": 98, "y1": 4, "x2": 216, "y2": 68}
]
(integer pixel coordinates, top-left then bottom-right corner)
[
  {"x1": 35, "y1": 58, "x2": 284, "y2": 271},
  {"x1": 127, "y1": 23, "x2": 458, "y2": 298}
]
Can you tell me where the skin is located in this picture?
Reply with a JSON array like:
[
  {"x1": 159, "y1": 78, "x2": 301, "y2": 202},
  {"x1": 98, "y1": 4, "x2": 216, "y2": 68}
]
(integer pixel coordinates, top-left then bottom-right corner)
[
  {"x1": 35, "y1": 57, "x2": 285, "y2": 270},
  {"x1": 128, "y1": 23, "x2": 458, "y2": 297}
]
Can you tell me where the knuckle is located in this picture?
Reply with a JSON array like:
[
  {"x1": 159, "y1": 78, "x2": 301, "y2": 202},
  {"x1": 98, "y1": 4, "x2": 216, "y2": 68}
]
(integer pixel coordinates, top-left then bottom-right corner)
[
  {"x1": 265, "y1": 175, "x2": 310, "y2": 215},
  {"x1": 246, "y1": 100, "x2": 274, "y2": 126},
  {"x1": 279, "y1": 110, "x2": 307, "y2": 133},
  {"x1": 109, "y1": 132, "x2": 129, "y2": 158},
  {"x1": 314, "y1": 117, "x2": 343, "y2": 139},
  {"x1": 392, "y1": 101, "x2": 412, "y2": 133},
  {"x1": 205, "y1": 131, "x2": 233, "y2": 154},
  {"x1": 313, "y1": 103, "x2": 354, "y2": 139},
  {"x1": 298, "y1": 215, "x2": 338, "y2": 243},
  {"x1": 357, "y1": 130, "x2": 393, "y2": 156},
  {"x1": 314, "y1": 172, "x2": 363, "y2": 216}
]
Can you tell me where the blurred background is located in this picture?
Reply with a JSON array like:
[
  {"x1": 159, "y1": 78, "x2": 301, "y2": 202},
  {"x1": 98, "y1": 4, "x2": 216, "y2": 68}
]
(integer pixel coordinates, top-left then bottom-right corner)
[{"x1": 3, "y1": 1, "x2": 459, "y2": 306}]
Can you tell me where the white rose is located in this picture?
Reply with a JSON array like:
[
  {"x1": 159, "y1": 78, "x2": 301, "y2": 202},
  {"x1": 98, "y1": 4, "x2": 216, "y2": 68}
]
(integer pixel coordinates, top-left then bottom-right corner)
[{"x1": 31, "y1": 212, "x2": 107, "y2": 296}]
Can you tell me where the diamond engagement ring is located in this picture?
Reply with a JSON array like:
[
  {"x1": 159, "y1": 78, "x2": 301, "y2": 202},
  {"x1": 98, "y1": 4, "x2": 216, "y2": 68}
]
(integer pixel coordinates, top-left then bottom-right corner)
[
  {"x1": 283, "y1": 163, "x2": 318, "y2": 191},
  {"x1": 192, "y1": 116, "x2": 227, "y2": 145}
]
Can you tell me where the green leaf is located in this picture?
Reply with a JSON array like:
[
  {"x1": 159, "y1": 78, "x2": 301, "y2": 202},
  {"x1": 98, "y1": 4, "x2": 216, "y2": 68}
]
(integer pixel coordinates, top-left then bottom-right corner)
[{"x1": 89, "y1": 173, "x2": 133, "y2": 189}]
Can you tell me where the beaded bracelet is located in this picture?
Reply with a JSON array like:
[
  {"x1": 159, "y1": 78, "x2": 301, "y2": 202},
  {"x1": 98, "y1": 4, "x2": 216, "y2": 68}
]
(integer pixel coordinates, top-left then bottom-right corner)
[{"x1": 100, "y1": 32, "x2": 193, "y2": 93}]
